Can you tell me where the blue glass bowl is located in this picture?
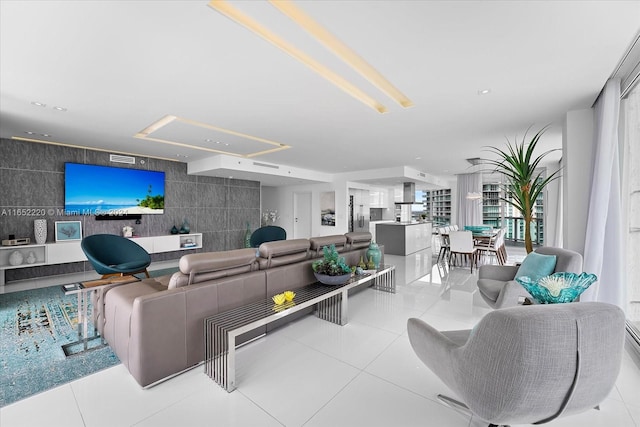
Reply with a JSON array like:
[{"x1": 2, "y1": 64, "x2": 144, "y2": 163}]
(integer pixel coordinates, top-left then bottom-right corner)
[{"x1": 516, "y1": 272, "x2": 598, "y2": 304}]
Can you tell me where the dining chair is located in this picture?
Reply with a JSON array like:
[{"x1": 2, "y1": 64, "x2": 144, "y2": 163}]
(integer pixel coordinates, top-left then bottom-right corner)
[
  {"x1": 475, "y1": 228, "x2": 505, "y2": 265},
  {"x1": 436, "y1": 227, "x2": 450, "y2": 262},
  {"x1": 448, "y1": 230, "x2": 478, "y2": 273}
]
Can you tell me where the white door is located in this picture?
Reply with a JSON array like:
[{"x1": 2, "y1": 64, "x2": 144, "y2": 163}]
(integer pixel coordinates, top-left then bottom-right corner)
[{"x1": 293, "y1": 192, "x2": 312, "y2": 239}]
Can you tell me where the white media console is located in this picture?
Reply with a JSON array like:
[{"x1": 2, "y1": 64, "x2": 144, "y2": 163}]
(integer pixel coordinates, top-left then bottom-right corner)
[{"x1": 0, "y1": 233, "x2": 203, "y2": 286}]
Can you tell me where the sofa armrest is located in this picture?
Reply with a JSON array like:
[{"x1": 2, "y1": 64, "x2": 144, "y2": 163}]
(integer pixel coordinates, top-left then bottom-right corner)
[
  {"x1": 493, "y1": 280, "x2": 533, "y2": 309},
  {"x1": 478, "y1": 265, "x2": 519, "y2": 282},
  {"x1": 128, "y1": 289, "x2": 188, "y2": 387}
]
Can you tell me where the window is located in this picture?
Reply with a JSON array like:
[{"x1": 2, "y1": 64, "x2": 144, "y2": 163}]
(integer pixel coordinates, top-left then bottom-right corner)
[{"x1": 623, "y1": 81, "x2": 640, "y2": 351}]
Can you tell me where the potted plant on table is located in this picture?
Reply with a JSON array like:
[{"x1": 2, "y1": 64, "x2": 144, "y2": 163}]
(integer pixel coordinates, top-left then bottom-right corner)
[
  {"x1": 312, "y1": 244, "x2": 353, "y2": 285},
  {"x1": 484, "y1": 125, "x2": 560, "y2": 253}
]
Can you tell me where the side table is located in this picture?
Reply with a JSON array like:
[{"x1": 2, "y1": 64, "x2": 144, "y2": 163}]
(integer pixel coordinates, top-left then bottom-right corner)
[{"x1": 61, "y1": 275, "x2": 139, "y2": 356}]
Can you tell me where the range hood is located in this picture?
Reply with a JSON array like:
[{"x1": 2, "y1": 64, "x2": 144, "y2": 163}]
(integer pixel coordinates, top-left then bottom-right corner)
[{"x1": 396, "y1": 182, "x2": 416, "y2": 204}]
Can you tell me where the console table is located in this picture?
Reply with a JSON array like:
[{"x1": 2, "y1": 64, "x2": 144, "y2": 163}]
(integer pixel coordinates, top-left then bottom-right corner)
[
  {"x1": 204, "y1": 265, "x2": 395, "y2": 392},
  {"x1": 0, "y1": 233, "x2": 202, "y2": 286}
]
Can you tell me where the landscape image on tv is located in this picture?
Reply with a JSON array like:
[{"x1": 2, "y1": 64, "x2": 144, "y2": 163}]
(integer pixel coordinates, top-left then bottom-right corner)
[{"x1": 65, "y1": 163, "x2": 165, "y2": 215}]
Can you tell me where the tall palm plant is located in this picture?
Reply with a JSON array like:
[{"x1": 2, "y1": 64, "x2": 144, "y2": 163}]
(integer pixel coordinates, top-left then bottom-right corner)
[{"x1": 484, "y1": 126, "x2": 561, "y2": 253}]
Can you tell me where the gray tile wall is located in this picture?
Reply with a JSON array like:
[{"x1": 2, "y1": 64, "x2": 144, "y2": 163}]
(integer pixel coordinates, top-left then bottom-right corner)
[{"x1": 0, "y1": 138, "x2": 261, "y2": 283}]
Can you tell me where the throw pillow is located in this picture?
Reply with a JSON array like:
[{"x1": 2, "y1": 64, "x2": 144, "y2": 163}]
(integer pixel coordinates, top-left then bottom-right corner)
[{"x1": 515, "y1": 252, "x2": 557, "y2": 282}]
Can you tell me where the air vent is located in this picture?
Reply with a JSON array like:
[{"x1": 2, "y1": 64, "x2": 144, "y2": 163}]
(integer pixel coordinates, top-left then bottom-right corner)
[
  {"x1": 253, "y1": 162, "x2": 279, "y2": 169},
  {"x1": 466, "y1": 157, "x2": 482, "y2": 166},
  {"x1": 110, "y1": 154, "x2": 136, "y2": 164},
  {"x1": 418, "y1": 172, "x2": 426, "y2": 177}
]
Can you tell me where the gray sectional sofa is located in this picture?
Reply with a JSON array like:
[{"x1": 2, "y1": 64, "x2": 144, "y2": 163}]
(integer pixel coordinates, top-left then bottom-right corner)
[{"x1": 99, "y1": 232, "x2": 383, "y2": 387}]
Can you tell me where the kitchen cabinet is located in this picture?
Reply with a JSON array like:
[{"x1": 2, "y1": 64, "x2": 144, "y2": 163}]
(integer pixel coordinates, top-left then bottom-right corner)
[{"x1": 369, "y1": 189, "x2": 388, "y2": 208}]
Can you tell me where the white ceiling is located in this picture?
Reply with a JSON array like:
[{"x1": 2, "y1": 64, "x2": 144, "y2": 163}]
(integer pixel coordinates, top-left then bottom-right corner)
[{"x1": 1, "y1": 1, "x2": 639, "y2": 188}]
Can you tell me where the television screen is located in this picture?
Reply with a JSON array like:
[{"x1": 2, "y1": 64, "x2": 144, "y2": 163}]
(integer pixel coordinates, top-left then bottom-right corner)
[{"x1": 65, "y1": 163, "x2": 165, "y2": 215}]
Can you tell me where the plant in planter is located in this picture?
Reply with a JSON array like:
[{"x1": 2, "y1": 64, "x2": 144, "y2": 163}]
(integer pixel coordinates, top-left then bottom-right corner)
[
  {"x1": 484, "y1": 125, "x2": 561, "y2": 253},
  {"x1": 312, "y1": 244, "x2": 352, "y2": 285}
]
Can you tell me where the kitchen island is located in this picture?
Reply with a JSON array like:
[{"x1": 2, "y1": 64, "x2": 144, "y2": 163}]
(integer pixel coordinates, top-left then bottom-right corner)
[{"x1": 376, "y1": 222, "x2": 432, "y2": 256}]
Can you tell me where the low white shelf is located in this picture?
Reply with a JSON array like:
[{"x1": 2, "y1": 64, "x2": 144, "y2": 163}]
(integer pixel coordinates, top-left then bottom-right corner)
[{"x1": 0, "y1": 233, "x2": 202, "y2": 286}]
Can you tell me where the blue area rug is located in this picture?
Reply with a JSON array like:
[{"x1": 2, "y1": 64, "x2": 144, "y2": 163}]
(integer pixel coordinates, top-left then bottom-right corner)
[{"x1": 0, "y1": 268, "x2": 177, "y2": 407}]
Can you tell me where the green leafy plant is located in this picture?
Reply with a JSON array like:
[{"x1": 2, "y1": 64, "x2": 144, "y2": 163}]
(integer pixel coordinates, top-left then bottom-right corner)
[
  {"x1": 484, "y1": 126, "x2": 560, "y2": 253},
  {"x1": 137, "y1": 184, "x2": 165, "y2": 210},
  {"x1": 312, "y1": 244, "x2": 352, "y2": 276}
]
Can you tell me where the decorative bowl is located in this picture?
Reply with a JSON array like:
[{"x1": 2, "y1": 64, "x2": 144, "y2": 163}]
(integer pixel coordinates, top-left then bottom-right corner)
[
  {"x1": 283, "y1": 290, "x2": 296, "y2": 301},
  {"x1": 516, "y1": 272, "x2": 598, "y2": 304},
  {"x1": 314, "y1": 272, "x2": 351, "y2": 286},
  {"x1": 272, "y1": 293, "x2": 286, "y2": 305}
]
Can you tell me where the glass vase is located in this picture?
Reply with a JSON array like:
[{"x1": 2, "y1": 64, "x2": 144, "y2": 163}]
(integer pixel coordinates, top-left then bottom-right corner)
[{"x1": 366, "y1": 241, "x2": 381, "y2": 268}]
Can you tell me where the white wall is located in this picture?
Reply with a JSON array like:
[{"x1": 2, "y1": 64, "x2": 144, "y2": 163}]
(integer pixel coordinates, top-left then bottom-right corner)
[
  {"x1": 562, "y1": 108, "x2": 596, "y2": 254},
  {"x1": 262, "y1": 181, "x2": 350, "y2": 238},
  {"x1": 544, "y1": 160, "x2": 563, "y2": 247}
]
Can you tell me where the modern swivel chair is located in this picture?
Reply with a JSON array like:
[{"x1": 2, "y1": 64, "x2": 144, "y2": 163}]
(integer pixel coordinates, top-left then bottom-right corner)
[
  {"x1": 249, "y1": 225, "x2": 286, "y2": 248},
  {"x1": 477, "y1": 246, "x2": 582, "y2": 309},
  {"x1": 81, "y1": 234, "x2": 151, "y2": 278},
  {"x1": 407, "y1": 302, "x2": 625, "y2": 427}
]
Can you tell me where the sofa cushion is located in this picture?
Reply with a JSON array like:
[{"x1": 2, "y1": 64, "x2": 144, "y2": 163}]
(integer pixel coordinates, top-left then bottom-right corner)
[
  {"x1": 515, "y1": 252, "x2": 557, "y2": 282},
  {"x1": 258, "y1": 239, "x2": 310, "y2": 269},
  {"x1": 170, "y1": 248, "x2": 258, "y2": 288},
  {"x1": 344, "y1": 232, "x2": 372, "y2": 249},
  {"x1": 309, "y1": 235, "x2": 347, "y2": 256}
]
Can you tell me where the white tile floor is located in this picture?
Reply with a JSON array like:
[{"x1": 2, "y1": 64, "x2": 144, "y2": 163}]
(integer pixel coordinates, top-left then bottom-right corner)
[{"x1": 1, "y1": 248, "x2": 639, "y2": 427}]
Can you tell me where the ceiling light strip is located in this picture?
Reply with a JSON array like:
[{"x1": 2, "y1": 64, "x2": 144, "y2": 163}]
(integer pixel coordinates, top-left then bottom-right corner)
[
  {"x1": 134, "y1": 115, "x2": 291, "y2": 158},
  {"x1": 135, "y1": 134, "x2": 248, "y2": 157},
  {"x1": 269, "y1": 0, "x2": 413, "y2": 108},
  {"x1": 176, "y1": 117, "x2": 288, "y2": 148},
  {"x1": 11, "y1": 136, "x2": 183, "y2": 163},
  {"x1": 208, "y1": 0, "x2": 387, "y2": 113}
]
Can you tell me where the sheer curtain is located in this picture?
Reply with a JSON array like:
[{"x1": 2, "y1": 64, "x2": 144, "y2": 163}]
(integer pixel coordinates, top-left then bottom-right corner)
[
  {"x1": 456, "y1": 173, "x2": 482, "y2": 228},
  {"x1": 582, "y1": 79, "x2": 625, "y2": 308}
]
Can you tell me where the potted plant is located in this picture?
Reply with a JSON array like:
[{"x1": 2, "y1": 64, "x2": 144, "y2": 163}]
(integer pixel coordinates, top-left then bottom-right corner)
[
  {"x1": 484, "y1": 126, "x2": 560, "y2": 253},
  {"x1": 312, "y1": 244, "x2": 353, "y2": 285}
]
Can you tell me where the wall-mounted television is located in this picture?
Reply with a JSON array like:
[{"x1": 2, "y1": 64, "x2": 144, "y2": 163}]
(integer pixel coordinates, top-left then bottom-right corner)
[{"x1": 64, "y1": 163, "x2": 165, "y2": 216}]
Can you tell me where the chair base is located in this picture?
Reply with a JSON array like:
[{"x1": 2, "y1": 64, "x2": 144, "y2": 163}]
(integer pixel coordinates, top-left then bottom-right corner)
[
  {"x1": 101, "y1": 269, "x2": 150, "y2": 280},
  {"x1": 437, "y1": 394, "x2": 508, "y2": 427}
]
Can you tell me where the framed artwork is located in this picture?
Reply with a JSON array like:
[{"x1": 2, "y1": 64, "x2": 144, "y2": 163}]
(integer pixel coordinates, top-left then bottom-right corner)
[
  {"x1": 55, "y1": 221, "x2": 83, "y2": 242},
  {"x1": 320, "y1": 191, "x2": 336, "y2": 226}
]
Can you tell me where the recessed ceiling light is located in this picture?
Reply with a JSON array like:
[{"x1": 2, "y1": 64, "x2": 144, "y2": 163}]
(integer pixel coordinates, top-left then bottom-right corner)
[
  {"x1": 205, "y1": 138, "x2": 213, "y2": 143},
  {"x1": 25, "y1": 131, "x2": 36, "y2": 135},
  {"x1": 31, "y1": 102, "x2": 46, "y2": 107},
  {"x1": 52, "y1": 106, "x2": 67, "y2": 111},
  {"x1": 41, "y1": 134, "x2": 51, "y2": 137},
  {"x1": 477, "y1": 89, "x2": 491, "y2": 95},
  {"x1": 415, "y1": 157, "x2": 421, "y2": 160}
]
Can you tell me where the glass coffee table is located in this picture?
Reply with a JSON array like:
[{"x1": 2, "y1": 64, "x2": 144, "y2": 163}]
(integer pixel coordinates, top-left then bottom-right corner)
[{"x1": 204, "y1": 265, "x2": 395, "y2": 392}]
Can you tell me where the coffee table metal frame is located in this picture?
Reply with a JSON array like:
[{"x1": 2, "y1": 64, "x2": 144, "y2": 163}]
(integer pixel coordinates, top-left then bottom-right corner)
[
  {"x1": 204, "y1": 265, "x2": 395, "y2": 392},
  {"x1": 61, "y1": 276, "x2": 139, "y2": 356}
]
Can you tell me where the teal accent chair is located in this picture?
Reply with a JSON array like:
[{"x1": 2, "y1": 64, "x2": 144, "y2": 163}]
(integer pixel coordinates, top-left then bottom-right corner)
[
  {"x1": 250, "y1": 226, "x2": 286, "y2": 248},
  {"x1": 81, "y1": 234, "x2": 151, "y2": 278}
]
